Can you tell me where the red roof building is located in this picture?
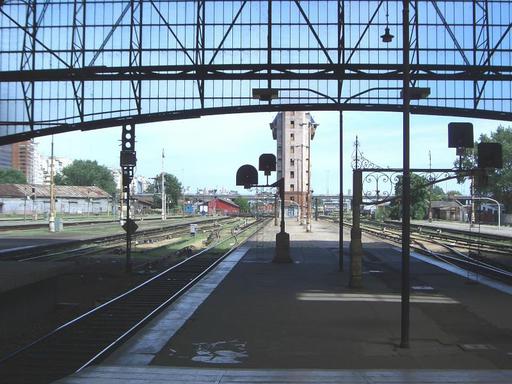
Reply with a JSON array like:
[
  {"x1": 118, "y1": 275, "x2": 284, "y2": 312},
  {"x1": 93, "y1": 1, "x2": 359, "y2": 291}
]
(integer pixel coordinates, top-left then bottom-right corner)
[{"x1": 207, "y1": 197, "x2": 239, "y2": 215}]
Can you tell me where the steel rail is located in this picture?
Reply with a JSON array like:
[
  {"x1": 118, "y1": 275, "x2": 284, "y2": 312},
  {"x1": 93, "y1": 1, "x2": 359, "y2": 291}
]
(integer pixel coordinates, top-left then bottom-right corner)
[
  {"x1": 0, "y1": 216, "x2": 231, "y2": 261},
  {"x1": 357, "y1": 220, "x2": 512, "y2": 279},
  {"x1": 77, "y1": 218, "x2": 267, "y2": 371},
  {"x1": 0, "y1": 218, "x2": 266, "y2": 384},
  {"x1": 17, "y1": 219, "x2": 236, "y2": 262}
]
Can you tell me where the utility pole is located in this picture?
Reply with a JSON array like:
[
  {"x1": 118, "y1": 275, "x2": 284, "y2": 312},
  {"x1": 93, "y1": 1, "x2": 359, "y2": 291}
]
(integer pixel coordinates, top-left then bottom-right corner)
[
  {"x1": 161, "y1": 149, "x2": 166, "y2": 220},
  {"x1": 299, "y1": 145, "x2": 304, "y2": 225},
  {"x1": 49, "y1": 135, "x2": 56, "y2": 232},
  {"x1": 428, "y1": 150, "x2": 433, "y2": 222}
]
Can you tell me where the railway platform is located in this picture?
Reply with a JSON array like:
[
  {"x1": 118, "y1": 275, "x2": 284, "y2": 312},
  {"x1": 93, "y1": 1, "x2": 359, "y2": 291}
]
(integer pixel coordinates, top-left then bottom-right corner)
[{"x1": 55, "y1": 218, "x2": 512, "y2": 383}]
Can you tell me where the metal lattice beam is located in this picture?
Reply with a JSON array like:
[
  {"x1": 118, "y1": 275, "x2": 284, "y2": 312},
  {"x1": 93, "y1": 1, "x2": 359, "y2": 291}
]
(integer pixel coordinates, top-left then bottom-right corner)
[
  {"x1": 129, "y1": 0, "x2": 143, "y2": 114},
  {"x1": 71, "y1": 0, "x2": 86, "y2": 122},
  {"x1": 0, "y1": 0, "x2": 510, "y2": 143}
]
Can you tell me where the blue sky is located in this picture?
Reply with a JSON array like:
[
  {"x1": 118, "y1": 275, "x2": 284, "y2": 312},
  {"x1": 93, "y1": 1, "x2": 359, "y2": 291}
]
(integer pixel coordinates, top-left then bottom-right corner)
[{"x1": 35, "y1": 111, "x2": 507, "y2": 196}]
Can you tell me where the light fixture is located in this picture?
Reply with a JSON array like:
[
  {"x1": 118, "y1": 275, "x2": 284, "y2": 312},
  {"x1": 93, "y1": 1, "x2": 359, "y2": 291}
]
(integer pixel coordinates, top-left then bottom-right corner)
[
  {"x1": 252, "y1": 88, "x2": 279, "y2": 101},
  {"x1": 381, "y1": 0, "x2": 394, "y2": 43},
  {"x1": 400, "y1": 87, "x2": 431, "y2": 100}
]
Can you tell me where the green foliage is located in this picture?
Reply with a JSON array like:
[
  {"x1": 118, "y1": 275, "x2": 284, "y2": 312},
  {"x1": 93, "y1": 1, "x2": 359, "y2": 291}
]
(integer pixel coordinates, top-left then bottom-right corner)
[
  {"x1": 232, "y1": 196, "x2": 250, "y2": 213},
  {"x1": 431, "y1": 185, "x2": 445, "y2": 201},
  {"x1": 389, "y1": 173, "x2": 432, "y2": 220},
  {"x1": 374, "y1": 205, "x2": 389, "y2": 221},
  {"x1": 55, "y1": 160, "x2": 116, "y2": 195},
  {"x1": 147, "y1": 173, "x2": 183, "y2": 208},
  {"x1": 0, "y1": 168, "x2": 27, "y2": 184},
  {"x1": 455, "y1": 125, "x2": 512, "y2": 213}
]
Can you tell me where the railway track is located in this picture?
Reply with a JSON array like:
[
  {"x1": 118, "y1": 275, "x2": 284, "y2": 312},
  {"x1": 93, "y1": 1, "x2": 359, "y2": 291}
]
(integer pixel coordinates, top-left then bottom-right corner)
[
  {"x1": 322, "y1": 216, "x2": 512, "y2": 283},
  {"x1": 362, "y1": 220, "x2": 512, "y2": 282},
  {"x1": 0, "y1": 216, "x2": 231, "y2": 261},
  {"x1": 0, "y1": 218, "x2": 267, "y2": 384},
  {"x1": 13, "y1": 218, "x2": 238, "y2": 263},
  {"x1": 0, "y1": 216, "x2": 163, "y2": 232}
]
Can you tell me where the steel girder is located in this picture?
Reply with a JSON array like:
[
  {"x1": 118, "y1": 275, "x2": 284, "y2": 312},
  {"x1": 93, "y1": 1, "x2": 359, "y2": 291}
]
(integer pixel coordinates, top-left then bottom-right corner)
[{"x1": 0, "y1": 0, "x2": 511, "y2": 143}]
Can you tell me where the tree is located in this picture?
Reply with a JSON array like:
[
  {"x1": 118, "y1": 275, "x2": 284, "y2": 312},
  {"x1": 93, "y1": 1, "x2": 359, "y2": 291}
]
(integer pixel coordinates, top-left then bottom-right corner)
[
  {"x1": 55, "y1": 160, "x2": 116, "y2": 195},
  {"x1": 232, "y1": 196, "x2": 250, "y2": 213},
  {"x1": 456, "y1": 125, "x2": 512, "y2": 213},
  {"x1": 147, "y1": 173, "x2": 182, "y2": 208},
  {"x1": 389, "y1": 173, "x2": 431, "y2": 220},
  {"x1": 431, "y1": 185, "x2": 445, "y2": 201},
  {"x1": 0, "y1": 168, "x2": 27, "y2": 184}
]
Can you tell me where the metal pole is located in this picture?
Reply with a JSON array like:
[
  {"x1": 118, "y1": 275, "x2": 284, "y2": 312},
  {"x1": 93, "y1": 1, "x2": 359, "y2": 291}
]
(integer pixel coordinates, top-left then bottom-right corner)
[
  {"x1": 126, "y1": 186, "x2": 132, "y2": 272},
  {"x1": 274, "y1": 193, "x2": 278, "y2": 226},
  {"x1": 306, "y1": 124, "x2": 312, "y2": 232},
  {"x1": 400, "y1": 0, "x2": 411, "y2": 349},
  {"x1": 32, "y1": 187, "x2": 37, "y2": 220},
  {"x1": 161, "y1": 149, "x2": 166, "y2": 221},
  {"x1": 301, "y1": 144, "x2": 304, "y2": 225},
  {"x1": 339, "y1": 110, "x2": 344, "y2": 271},
  {"x1": 49, "y1": 135, "x2": 56, "y2": 232},
  {"x1": 297, "y1": 157, "x2": 301, "y2": 222},
  {"x1": 280, "y1": 180, "x2": 285, "y2": 233},
  {"x1": 498, "y1": 203, "x2": 501, "y2": 229},
  {"x1": 349, "y1": 169, "x2": 363, "y2": 288},
  {"x1": 470, "y1": 176, "x2": 475, "y2": 226},
  {"x1": 428, "y1": 150, "x2": 433, "y2": 222},
  {"x1": 119, "y1": 185, "x2": 124, "y2": 224}
]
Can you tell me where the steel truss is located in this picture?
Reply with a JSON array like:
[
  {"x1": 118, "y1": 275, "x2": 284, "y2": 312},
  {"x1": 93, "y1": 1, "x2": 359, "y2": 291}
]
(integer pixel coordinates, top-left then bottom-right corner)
[{"x1": 0, "y1": 0, "x2": 511, "y2": 144}]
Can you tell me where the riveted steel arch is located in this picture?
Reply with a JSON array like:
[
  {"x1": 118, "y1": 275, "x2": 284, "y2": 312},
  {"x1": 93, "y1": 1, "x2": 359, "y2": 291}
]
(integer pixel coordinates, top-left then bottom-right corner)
[{"x1": 0, "y1": 0, "x2": 511, "y2": 145}]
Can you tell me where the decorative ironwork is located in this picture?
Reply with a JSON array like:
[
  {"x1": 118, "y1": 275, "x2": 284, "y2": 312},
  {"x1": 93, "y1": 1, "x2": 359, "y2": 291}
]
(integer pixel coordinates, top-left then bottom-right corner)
[
  {"x1": 0, "y1": 0, "x2": 511, "y2": 144},
  {"x1": 351, "y1": 137, "x2": 472, "y2": 204},
  {"x1": 361, "y1": 169, "x2": 461, "y2": 205},
  {"x1": 351, "y1": 136, "x2": 383, "y2": 170}
]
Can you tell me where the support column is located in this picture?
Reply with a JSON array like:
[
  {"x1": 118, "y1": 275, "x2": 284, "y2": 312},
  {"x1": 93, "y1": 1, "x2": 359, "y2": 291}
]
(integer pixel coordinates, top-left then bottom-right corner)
[
  {"x1": 401, "y1": 0, "x2": 411, "y2": 349},
  {"x1": 339, "y1": 110, "x2": 344, "y2": 270},
  {"x1": 349, "y1": 169, "x2": 363, "y2": 288}
]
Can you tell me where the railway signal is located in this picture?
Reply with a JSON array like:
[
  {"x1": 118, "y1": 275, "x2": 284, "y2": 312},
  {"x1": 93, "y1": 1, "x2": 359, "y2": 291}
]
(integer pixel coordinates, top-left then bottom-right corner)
[
  {"x1": 236, "y1": 154, "x2": 291, "y2": 263},
  {"x1": 122, "y1": 219, "x2": 138, "y2": 235},
  {"x1": 120, "y1": 124, "x2": 137, "y2": 272}
]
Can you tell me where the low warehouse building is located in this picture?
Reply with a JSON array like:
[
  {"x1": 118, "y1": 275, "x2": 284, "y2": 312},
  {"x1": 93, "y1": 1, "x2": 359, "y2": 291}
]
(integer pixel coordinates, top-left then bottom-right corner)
[{"x1": 0, "y1": 184, "x2": 111, "y2": 215}]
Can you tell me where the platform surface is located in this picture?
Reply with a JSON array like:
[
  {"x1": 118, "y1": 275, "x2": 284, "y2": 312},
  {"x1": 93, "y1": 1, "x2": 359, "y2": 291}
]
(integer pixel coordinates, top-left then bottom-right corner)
[{"x1": 55, "y1": 218, "x2": 512, "y2": 383}]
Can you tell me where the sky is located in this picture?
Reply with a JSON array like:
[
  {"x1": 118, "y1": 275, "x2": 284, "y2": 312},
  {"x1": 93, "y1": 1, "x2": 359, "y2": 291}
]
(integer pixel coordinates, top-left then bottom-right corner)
[{"x1": 34, "y1": 111, "x2": 508, "y2": 196}]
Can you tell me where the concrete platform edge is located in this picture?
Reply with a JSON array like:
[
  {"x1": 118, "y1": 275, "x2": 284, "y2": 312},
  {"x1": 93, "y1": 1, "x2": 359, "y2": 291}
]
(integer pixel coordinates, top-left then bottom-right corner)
[
  {"x1": 105, "y1": 245, "x2": 250, "y2": 366},
  {"x1": 56, "y1": 365, "x2": 512, "y2": 383}
]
